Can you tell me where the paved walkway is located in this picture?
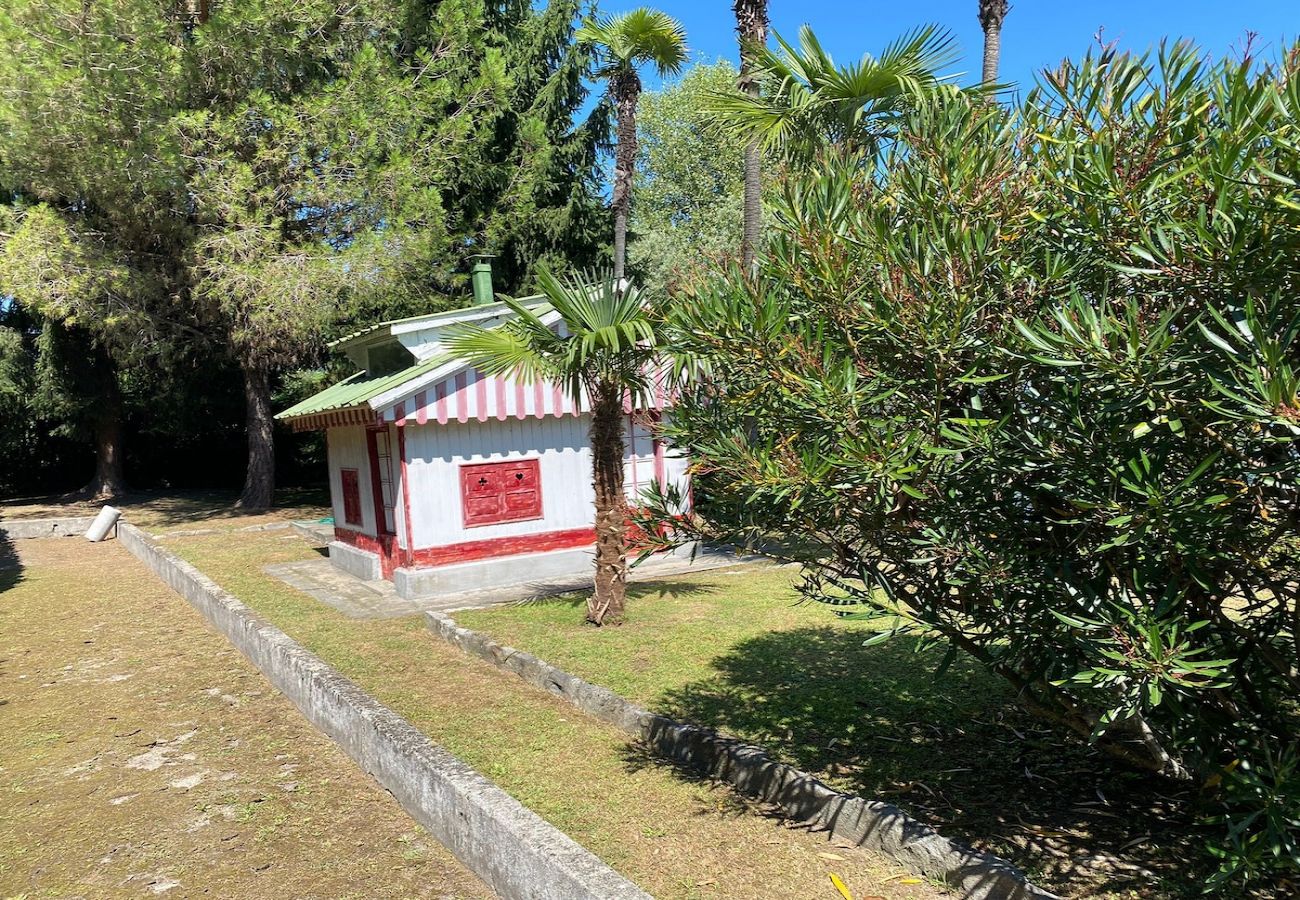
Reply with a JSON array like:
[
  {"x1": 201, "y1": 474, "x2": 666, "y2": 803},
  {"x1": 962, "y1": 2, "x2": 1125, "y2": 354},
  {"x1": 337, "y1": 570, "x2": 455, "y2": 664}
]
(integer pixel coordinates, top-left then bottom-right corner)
[{"x1": 264, "y1": 547, "x2": 765, "y2": 619}]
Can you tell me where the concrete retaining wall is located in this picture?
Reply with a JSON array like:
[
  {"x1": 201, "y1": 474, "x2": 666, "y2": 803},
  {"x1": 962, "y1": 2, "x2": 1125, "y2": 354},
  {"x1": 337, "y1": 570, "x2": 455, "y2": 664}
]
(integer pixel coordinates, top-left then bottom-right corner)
[
  {"x1": 426, "y1": 612, "x2": 1058, "y2": 900},
  {"x1": 117, "y1": 523, "x2": 650, "y2": 900},
  {"x1": 0, "y1": 516, "x2": 98, "y2": 540}
]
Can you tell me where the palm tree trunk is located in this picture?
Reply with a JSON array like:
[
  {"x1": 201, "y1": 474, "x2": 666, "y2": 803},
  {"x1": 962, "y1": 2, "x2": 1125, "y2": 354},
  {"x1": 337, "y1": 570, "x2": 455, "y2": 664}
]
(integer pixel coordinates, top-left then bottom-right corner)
[
  {"x1": 588, "y1": 384, "x2": 628, "y2": 625},
  {"x1": 611, "y1": 71, "x2": 642, "y2": 281},
  {"x1": 238, "y1": 358, "x2": 276, "y2": 511},
  {"x1": 741, "y1": 142, "x2": 762, "y2": 269},
  {"x1": 734, "y1": 0, "x2": 768, "y2": 268},
  {"x1": 981, "y1": 26, "x2": 1002, "y2": 83},
  {"x1": 978, "y1": 0, "x2": 1009, "y2": 84}
]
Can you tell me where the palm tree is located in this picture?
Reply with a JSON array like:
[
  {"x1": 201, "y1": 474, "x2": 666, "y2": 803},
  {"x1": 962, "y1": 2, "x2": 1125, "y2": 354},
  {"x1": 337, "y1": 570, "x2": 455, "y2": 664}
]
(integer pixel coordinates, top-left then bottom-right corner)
[
  {"x1": 732, "y1": 0, "x2": 768, "y2": 269},
  {"x1": 708, "y1": 24, "x2": 960, "y2": 167},
  {"x1": 447, "y1": 269, "x2": 659, "y2": 626},
  {"x1": 978, "y1": 1, "x2": 1010, "y2": 84},
  {"x1": 577, "y1": 8, "x2": 687, "y2": 281}
]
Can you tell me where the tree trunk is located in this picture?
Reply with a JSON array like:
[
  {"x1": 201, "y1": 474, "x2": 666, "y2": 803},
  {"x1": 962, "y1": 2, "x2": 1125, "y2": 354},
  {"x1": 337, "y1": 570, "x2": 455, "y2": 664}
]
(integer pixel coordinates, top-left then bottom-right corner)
[
  {"x1": 588, "y1": 385, "x2": 628, "y2": 625},
  {"x1": 611, "y1": 71, "x2": 642, "y2": 281},
  {"x1": 238, "y1": 359, "x2": 276, "y2": 511},
  {"x1": 981, "y1": 26, "x2": 1002, "y2": 83},
  {"x1": 84, "y1": 387, "x2": 127, "y2": 500},
  {"x1": 734, "y1": 0, "x2": 768, "y2": 269},
  {"x1": 741, "y1": 142, "x2": 762, "y2": 270},
  {"x1": 978, "y1": 1, "x2": 1009, "y2": 84}
]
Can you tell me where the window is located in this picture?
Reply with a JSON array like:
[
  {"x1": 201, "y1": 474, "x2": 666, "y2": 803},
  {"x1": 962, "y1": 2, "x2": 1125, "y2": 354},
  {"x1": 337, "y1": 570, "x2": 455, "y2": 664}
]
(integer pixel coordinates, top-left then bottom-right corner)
[
  {"x1": 340, "y1": 468, "x2": 362, "y2": 526},
  {"x1": 461, "y1": 459, "x2": 542, "y2": 527}
]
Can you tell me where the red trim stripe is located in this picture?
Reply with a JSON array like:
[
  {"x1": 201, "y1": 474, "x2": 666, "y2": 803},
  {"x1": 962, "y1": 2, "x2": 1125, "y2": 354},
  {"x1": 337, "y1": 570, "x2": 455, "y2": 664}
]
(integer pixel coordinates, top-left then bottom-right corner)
[
  {"x1": 475, "y1": 369, "x2": 489, "y2": 422},
  {"x1": 407, "y1": 527, "x2": 595, "y2": 569},
  {"x1": 454, "y1": 372, "x2": 469, "y2": 423},
  {"x1": 435, "y1": 381, "x2": 448, "y2": 425},
  {"x1": 495, "y1": 376, "x2": 508, "y2": 421},
  {"x1": 397, "y1": 426, "x2": 415, "y2": 564}
]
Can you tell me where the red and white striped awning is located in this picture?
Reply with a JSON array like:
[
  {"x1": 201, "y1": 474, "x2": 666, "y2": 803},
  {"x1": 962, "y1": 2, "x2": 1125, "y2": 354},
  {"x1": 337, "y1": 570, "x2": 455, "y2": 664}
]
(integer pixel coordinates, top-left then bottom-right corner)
[
  {"x1": 285, "y1": 406, "x2": 383, "y2": 433},
  {"x1": 375, "y1": 365, "x2": 671, "y2": 426}
]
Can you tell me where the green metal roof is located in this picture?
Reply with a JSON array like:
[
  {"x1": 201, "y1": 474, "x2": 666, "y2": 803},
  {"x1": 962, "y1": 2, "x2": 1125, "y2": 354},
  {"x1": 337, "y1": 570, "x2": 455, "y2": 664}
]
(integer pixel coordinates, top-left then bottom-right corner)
[
  {"x1": 276, "y1": 354, "x2": 449, "y2": 421},
  {"x1": 279, "y1": 294, "x2": 554, "y2": 423}
]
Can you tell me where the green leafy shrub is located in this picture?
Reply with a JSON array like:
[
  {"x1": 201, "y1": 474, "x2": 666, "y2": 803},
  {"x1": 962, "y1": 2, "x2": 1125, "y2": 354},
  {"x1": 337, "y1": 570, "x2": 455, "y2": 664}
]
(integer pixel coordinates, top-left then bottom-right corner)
[{"x1": 655, "y1": 43, "x2": 1300, "y2": 891}]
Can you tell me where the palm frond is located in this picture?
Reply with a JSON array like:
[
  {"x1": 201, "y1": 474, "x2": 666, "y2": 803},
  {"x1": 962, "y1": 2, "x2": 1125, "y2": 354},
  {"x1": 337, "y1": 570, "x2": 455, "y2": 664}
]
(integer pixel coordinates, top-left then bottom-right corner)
[
  {"x1": 705, "y1": 23, "x2": 962, "y2": 163},
  {"x1": 449, "y1": 266, "x2": 661, "y2": 409},
  {"x1": 578, "y1": 7, "x2": 687, "y2": 79},
  {"x1": 577, "y1": 7, "x2": 686, "y2": 79},
  {"x1": 445, "y1": 321, "x2": 556, "y2": 384}
]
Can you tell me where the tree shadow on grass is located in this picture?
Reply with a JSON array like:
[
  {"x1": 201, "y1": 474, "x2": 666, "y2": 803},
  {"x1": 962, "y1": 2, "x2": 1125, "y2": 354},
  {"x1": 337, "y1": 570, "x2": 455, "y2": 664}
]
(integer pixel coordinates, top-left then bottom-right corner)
[
  {"x1": 0, "y1": 486, "x2": 331, "y2": 529},
  {"x1": 637, "y1": 626, "x2": 1206, "y2": 898},
  {"x1": 0, "y1": 533, "x2": 22, "y2": 594},
  {"x1": 507, "y1": 578, "x2": 717, "y2": 609},
  {"x1": 629, "y1": 579, "x2": 717, "y2": 601}
]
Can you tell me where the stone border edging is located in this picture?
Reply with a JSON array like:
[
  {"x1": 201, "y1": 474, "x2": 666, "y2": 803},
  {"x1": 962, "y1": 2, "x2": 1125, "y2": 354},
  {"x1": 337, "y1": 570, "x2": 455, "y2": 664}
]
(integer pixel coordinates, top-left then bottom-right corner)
[
  {"x1": 114, "y1": 523, "x2": 651, "y2": 900},
  {"x1": 426, "y1": 611, "x2": 1058, "y2": 900},
  {"x1": 0, "y1": 516, "x2": 98, "y2": 539}
]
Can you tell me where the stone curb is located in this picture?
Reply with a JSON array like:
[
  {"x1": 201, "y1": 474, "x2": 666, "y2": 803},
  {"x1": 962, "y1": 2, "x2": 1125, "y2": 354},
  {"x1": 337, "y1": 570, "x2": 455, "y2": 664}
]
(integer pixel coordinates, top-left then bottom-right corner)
[
  {"x1": 114, "y1": 523, "x2": 650, "y2": 900},
  {"x1": 426, "y1": 611, "x2": 1059, "y2": 900},
  {"x1": 0, "y1": 516, "x2": 98, "y2": 539}
]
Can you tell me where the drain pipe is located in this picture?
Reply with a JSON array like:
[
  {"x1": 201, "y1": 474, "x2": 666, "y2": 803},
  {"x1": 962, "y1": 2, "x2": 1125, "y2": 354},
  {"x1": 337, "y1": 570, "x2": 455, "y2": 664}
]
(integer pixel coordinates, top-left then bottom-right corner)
[{"x1": 85, "y1": 506, "x2": 121, "y2": 542}]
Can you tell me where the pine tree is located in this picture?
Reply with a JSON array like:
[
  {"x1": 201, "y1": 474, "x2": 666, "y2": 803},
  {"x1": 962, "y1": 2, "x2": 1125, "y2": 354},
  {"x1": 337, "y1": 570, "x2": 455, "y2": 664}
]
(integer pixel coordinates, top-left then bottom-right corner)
[{"x1": 0, "y1": 0, "x2": 610, "y2": 505}]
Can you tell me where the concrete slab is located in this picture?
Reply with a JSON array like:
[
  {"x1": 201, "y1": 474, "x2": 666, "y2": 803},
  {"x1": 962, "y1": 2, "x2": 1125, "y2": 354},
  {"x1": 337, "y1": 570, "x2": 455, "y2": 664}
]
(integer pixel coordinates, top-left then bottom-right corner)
[
  {"x1": 264, "y1": 557, "x2": 415, "y2": 619},
  {"x1": 265, "y1": 546, "x2": 766, "y2": 619}
]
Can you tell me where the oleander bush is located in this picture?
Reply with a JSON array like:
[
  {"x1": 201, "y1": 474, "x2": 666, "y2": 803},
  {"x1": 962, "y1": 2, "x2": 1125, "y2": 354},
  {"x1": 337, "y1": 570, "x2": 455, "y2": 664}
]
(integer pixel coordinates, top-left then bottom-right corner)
[{"x1": 653, "y1": 43, "x2": 1300, "y2": 891}]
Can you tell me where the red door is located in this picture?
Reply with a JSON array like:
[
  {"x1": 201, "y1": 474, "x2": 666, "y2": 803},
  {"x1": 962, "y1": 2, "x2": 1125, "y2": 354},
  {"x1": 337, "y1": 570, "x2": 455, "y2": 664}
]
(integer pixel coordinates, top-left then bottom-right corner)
[{"x1": 366, "y1": 426, "x2": 401, "y2": 577}]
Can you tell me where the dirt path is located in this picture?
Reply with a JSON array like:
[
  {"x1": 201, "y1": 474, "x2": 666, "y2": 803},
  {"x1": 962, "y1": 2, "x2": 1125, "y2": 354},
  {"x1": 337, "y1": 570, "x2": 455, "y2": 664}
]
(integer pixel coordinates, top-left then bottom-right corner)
[{"x1": 0, "y1": 538, "x2": 487, "y2": 900}]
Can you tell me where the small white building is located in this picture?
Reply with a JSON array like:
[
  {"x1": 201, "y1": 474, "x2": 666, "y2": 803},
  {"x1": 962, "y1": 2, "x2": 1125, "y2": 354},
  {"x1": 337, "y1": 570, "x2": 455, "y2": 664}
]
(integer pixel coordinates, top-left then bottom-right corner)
[{"x1": 277, "y1": 271, "x2": 689, "y2": 599}]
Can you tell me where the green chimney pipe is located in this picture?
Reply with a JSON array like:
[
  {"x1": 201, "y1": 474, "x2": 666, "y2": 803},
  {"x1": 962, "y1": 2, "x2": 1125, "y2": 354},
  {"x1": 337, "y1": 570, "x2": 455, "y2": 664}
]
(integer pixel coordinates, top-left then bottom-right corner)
[{"x1": 470, "y1": 254, "x2": 495, "y2": 306}]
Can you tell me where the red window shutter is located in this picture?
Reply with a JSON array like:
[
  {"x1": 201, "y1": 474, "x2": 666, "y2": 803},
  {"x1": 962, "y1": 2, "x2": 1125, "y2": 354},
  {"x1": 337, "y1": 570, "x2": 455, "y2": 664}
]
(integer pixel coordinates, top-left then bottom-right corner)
[
  {"x1": 461, "y1": 459, "x2": 542, "y2": 527},
  {"x1": 340, "y1": 468, "x2": 362, "y2": 526}
]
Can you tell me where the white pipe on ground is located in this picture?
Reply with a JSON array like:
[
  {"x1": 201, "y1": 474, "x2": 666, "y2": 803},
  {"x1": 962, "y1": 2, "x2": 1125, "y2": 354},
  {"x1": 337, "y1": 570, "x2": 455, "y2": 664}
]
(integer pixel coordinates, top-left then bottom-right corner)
[{"x1": 85, "y1": 506, "x2": 121, "y2": 542}]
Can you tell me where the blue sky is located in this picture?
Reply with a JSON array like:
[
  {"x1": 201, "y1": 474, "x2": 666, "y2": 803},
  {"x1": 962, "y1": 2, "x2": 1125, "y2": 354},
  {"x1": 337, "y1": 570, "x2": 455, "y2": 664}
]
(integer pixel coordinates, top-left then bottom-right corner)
[{"x1": 634, "y1": 0, "x2": 1296, "y2": 94}]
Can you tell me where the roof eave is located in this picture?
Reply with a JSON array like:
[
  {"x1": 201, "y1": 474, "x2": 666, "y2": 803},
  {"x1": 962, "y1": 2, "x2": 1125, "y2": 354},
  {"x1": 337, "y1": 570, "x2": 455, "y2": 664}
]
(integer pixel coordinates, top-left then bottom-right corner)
[{"x1": 327, "y1": 294, "x2": 548, "y2": 354}]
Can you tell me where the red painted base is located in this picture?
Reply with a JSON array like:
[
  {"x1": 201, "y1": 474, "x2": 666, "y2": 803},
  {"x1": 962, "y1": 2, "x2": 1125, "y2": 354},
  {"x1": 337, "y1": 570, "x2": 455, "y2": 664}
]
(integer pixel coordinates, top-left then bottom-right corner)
[
  {"x1": 333, "y1": 526, "x2": 401, "y2": 577},
  {"x1": 406, "y1": 527, "x2": 596, "y2": 569},
  {"x1": 334, "y1": 525, "x2": 382, "y2": 555},
  {"x1": 334, "y1": 520, "x2": 675, "y2": 575}
]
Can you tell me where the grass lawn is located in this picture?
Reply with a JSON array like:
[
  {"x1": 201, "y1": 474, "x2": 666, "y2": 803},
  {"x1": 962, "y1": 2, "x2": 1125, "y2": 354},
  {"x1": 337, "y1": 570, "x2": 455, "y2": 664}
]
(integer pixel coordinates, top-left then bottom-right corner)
[
  {"x1": 164, "y1": 530, "x2": 942, "y2": 900},
  {"x1": 0, "y1": 537, "x2": 485, "y2": 899},
  {"x1": 456, "y1": 562, "x2": 1209, "y2": 900}
]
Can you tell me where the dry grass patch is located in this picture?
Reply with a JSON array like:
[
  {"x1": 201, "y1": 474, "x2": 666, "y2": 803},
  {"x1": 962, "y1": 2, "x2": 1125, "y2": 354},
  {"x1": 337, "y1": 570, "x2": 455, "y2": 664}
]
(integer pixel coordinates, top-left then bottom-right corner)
[{"x1": 0, "y1": 537, "x2": 485, "y2": 900}]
